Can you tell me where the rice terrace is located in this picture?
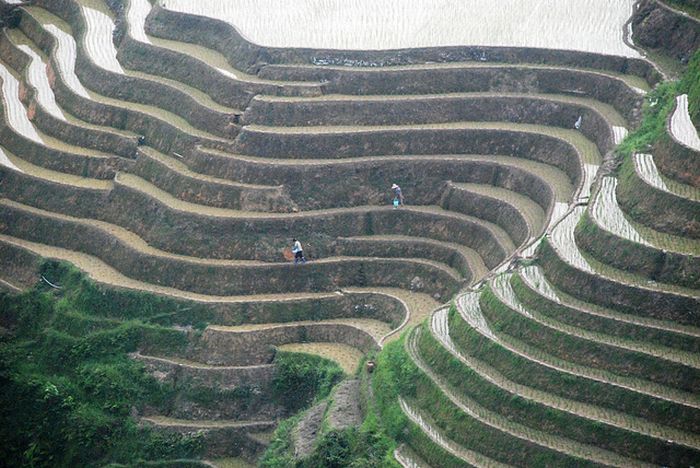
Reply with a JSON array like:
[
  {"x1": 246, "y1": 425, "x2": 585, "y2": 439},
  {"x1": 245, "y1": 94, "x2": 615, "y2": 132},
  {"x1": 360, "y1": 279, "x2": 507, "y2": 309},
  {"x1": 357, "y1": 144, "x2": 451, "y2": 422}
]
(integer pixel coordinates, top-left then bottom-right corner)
[{"x1": 0, "y1": 0, "x2": 699, "y2": 466}]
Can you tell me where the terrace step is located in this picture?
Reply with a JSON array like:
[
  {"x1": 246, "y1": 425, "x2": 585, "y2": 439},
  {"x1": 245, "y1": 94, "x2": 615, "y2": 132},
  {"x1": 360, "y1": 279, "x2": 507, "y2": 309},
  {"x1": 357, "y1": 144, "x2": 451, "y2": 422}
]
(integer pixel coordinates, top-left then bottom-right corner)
[
  {"x1": 142, "y1": 416, "x2": 275, "y2": 430},
  {"x1": 633, "y1": 153, "x2": 700, "y2": 202},
  {"x1": 336, "y1": 235, "x2": 489, "y2": 283},
  {"x1": 67, "y1": 0, "x2": 244, "y2": 134},
  {"x1": 207, "y1": 317, "x2": 391, "y2": 345},
  {"x1": 0, "y1": 197, "x2": 463, "y2": 297},
  {"x1": 590, "y1": 177, "x2": 700, "y2": 256},
  {"x1": 430, "y1": 307, "x2": 700, "y2": 454},
  {"x1": 19, "y1": 7, "x2": 235, "y2": 151},
  {"x1": 517, "y1": 265, "x2": 700, "y2": 353},
  {"x1": 542, "y1": 206, "x2": 700, "y2": 322},
  {"x1": 141, "y1": 416, "x2": 275, "y2": 458},
  {"x1": 4, "y1": 166, "x2": 498, "y2": 278},
  {"x1": 0, "y1": 234, "x2": 415, "y2": 309},
  {"x1": 488, "y1": 273, "x2": 700, "y2": 391},
  {"x1": 243, "y1": 92, "x2": 626, "y2": 143},
  {"x1": 0, "y1": 146, "x2": 112, "y2": 189},
  {"x1": 394, "y1": 444, "x2": 433, "y2": 468},
  {"x1": 579, "y1": 176, "x2": 700, "y2": 288},
  {"x1": 0, "y1": 59, "x2": 116, "y2": 156},
  {"x1": 123, "y1": 0, "x2": 322, "y2": 104},
  {"x1": 670, "y1": 94, "x2": 700, "y2": 152},
  {"x1": 189, "y1": 149, "x2": 573, "y2": 212},
  {"x1": 109, "y1": 172, "x2": 514, "y2": 267},
  {"x1": 2, "y1": 27, "x2": 136, "y2": 136},
  {"x1": 277, "y1": 343, "x2": 365, "y2": 375},
  {"x1": 407, "y1": 327, "x2": 649, "y2": 467},
  {"x1": 258, "y1": 61, "x2": 651, "y2": 97},
  {"x1": 441, "y1": 182, "x2": 545, "y2": 247},
  {"x1": 234, "y1": 121, "x2": 600, "y2": 169},
  {"x1": 342, "y1": 286, "x2": 441, "y2": 344},
  {"x1": 399, "y1": 396, "x2": 508, "y2": 468},
  {"x1": 616, "y1": 153, "x2": 700, "y2": 239},
  {"x1": 130, "y1": 146, "x2": 296, "y2": 212},
  {"x1": 131, "y1": 352, "x2": 276, "y2": 389},
  {"x1": 456, "y1": 291, "x2": 700, "y2": 410}
]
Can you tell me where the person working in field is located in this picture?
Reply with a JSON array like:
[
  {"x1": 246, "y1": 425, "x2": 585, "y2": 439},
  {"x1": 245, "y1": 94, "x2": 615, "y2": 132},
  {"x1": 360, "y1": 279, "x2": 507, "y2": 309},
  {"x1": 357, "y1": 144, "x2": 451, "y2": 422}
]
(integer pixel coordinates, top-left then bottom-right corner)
[
  {"x1": 391, "y1": 183, "x2": 405, "y2": 208},
  {"x1": 291, "y1": 238, "x2": 306, "y2": 264}
]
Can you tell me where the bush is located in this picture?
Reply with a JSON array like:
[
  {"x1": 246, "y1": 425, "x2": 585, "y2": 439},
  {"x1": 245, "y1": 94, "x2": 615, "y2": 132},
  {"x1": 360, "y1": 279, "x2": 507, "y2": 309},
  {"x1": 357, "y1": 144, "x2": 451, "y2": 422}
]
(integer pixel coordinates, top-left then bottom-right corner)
[
  {"x1": 0, "y1": 263, "x2": 201, "y2": 467},
  {"x1": 679, "y1": 48, "x2": 700, "y2": 127},
  {"x1": 271, "y1": 351, "x2": 344, "y2": 412}
]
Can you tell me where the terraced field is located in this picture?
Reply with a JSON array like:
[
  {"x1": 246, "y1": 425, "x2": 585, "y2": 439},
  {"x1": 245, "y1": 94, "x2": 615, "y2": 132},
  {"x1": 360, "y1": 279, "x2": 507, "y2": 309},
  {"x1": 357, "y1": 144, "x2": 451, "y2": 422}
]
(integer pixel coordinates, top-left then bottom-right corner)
[{"x1": 0, "y1": 0, "x2": 697, "y2": 465}]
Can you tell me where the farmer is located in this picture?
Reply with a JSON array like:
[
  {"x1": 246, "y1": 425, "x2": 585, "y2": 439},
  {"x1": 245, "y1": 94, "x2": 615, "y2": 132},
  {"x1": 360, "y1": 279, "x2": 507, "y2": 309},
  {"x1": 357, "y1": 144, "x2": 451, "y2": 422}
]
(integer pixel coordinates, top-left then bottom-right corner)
[
  {"x1": 391, "y1": 183, "x2": 404, "y2": 208},
  {"x1": 291, "y1": 238, "x2": 306, "y2": 264}
]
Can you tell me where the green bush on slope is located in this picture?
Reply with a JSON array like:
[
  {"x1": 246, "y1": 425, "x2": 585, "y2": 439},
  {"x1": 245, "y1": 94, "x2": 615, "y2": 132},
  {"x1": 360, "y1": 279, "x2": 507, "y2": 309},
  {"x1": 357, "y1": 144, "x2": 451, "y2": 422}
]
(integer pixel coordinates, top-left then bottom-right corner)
[
  {"x1": 679, "y1": 48, "x2": 700, "y2": 127},
  {"x1": 0, "y1": 286, "x2": 200, "y2": 467}
]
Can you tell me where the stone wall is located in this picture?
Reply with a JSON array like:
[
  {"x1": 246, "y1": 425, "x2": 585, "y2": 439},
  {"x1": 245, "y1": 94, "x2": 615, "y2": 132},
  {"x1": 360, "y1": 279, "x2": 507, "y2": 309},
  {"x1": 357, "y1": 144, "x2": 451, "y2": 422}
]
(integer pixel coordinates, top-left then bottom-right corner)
[
  {"x1": 232, "y1": 128, "x2": 583, "y2": 186},
  {"x1": 188, "y1": 147, "x2": 558, "y2": 212},
  {"x1": 199, "y1": 292, "x2": 407, "y2": 330},
  {"x1": 17, "y1": 10, "x2": 208, "y2": 157},
  {"x1": 0, "y1": 202, "x2": 461, "y2": 298},
  {"x1": 575, "y1": 210, "x2": 700, "y2": 289},
  {"x1": 190, "y1": 323, "x2": 379, "y2": 366},
  {"x1": 0, "y1": 100, "x2": 127, "y2": 179},
  {"x1": 335, "y1": 237, "x2": 474, "y2": 280},
  {"x1": 633, "y1": 0, "x2": 700, "y2": 65},
  {"x1": 653, "y1": 108, "x2": 700, "y2": 186},
  {"x1": 252, "y1": 68, "x2": 645, "y2": 127},
  {"x1": 441, "y1": 183, "x2": 531, "y2": 246},
  {"x1": 243, "y1": 95, "x2": 616, "y2": 154},
  {"x1": 130, "y1": 150, "x2": 296, "y2": 212}
]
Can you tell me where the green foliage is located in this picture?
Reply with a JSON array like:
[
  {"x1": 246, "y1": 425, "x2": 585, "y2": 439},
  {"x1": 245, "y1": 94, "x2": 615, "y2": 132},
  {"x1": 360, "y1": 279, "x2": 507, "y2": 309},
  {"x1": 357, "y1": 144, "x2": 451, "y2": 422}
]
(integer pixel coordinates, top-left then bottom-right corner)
[
  {"x1": 371, "y1": 337, "x2": 415, "y2": 440},
  {"x1": 679, "y1": 48, "x2": 700, "y2": 127},
  {"x1": 260, "y1": 394, "x2": 398, "y2": 468},
  {"x1": 616, "y1": 81, "x2": 679, "y2": 157},
  {"x1": 39, "y1": 261, "x2": 210, "y2": 329},
  {"x1": 664, "y1": 0, "x2": 700, "y2": 19},
  {"x1": 271, "y1": 351, "x2": 344, "y2": 412},
  {"x1": 261, "y1": 344, "x2": 405, "y2": 468},
  {"x1": 257, "y1": 413, "x2": 299, "y2": 468},
  {"x1": 0, "y1": 263, "x2": 202, "y2": 467},
  {"x1": 616, "y1": 48, "x2": 700, "y2": 159}
]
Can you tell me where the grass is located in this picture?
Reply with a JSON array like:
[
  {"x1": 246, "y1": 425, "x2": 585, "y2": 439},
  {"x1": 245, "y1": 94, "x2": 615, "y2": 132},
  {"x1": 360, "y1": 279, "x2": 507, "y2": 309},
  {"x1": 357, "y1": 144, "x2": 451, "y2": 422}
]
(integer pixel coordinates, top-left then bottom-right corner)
[
  {"x1": 616, "y1": 48, "x2": 700, "y2": 158},
  {"x1": 616, "y1": 81, "x2": 679, "y2": 157}
]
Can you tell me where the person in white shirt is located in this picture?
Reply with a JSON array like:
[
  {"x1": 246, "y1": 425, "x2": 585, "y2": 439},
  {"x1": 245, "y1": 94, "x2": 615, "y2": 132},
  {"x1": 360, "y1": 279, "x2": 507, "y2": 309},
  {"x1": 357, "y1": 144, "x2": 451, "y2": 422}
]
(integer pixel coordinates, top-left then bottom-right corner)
[
  {"x1": 291, "y1": 238, "x2": 306, "y2": 264},
  {"x1": 391, "y1": 183, "x2": 404, "y2": 208}
]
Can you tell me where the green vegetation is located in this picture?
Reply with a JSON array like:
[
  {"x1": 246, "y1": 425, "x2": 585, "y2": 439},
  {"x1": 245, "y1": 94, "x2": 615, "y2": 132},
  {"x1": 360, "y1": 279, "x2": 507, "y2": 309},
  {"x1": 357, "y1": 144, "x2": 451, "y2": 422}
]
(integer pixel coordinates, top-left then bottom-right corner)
[
  {"x1": 446, "y1": 303, "x2": 694, "y2": 432},
  {"x1": 0, "y1": 263, "x2": 201, "y2": 467},
  {"x1": 271, "y1": 351, "x2": 344, "y2": 413},
  {"x1": 616, "y1": 81, "x2": 679, "y2": 157},
  {"x1": 260, "y1": 347, "x2": 403, "y2": 467},
  {"x1": 679, "y1": 48, "x2": 700, "y2": 126},
  {"x1": 0, "y1": 262, "x2": 359, "y2": 467},
  {"x1": 511, "y1": 273, "x2": 700, "y2": 355},
  {"x1": 664, "y1": 0, "x2": 700, "y2": 20},
  {"x1": 617, "y1": 48, "x2": 700, "y2": 158}
]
